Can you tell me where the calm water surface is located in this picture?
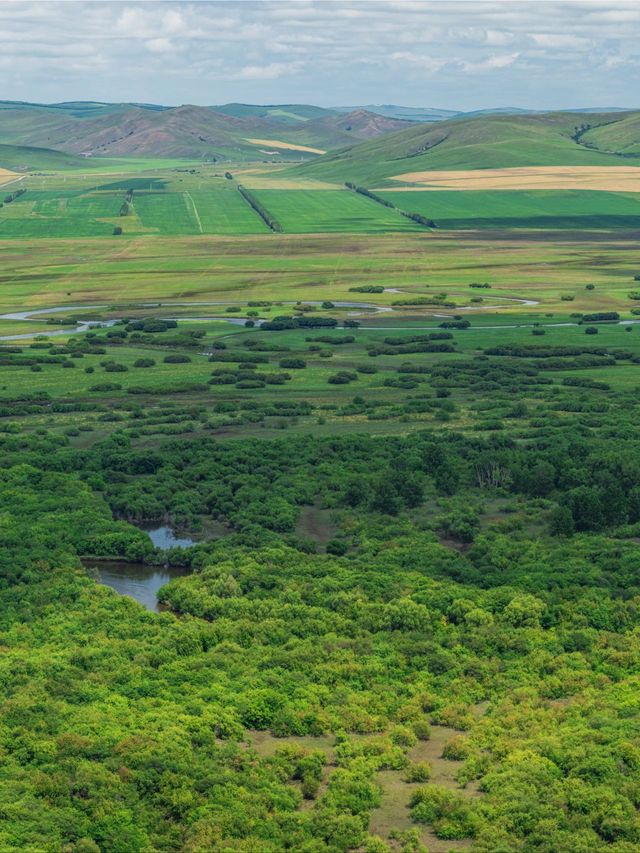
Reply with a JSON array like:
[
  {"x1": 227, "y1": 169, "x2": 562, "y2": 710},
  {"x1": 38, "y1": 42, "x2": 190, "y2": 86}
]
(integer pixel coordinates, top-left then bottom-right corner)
[
  {"x1": 141, "y1": 524, "x2": 196, "y2": 549},
  {"x1": 87, "y1": 560, "x2": 190, "y2": 612},
  {"x1": 87, "y1": 525, "x2": 196, "y2": 611}
]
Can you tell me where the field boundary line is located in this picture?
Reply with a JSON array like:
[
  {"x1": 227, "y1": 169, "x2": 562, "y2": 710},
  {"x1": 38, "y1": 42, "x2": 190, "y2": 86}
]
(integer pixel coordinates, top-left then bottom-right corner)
[
  {"x1": 0, "y1": 175, "x2": 25, "y2": 190},
  {"x1": 185, "y1": 191, "x2": 203, "y2": 233}
]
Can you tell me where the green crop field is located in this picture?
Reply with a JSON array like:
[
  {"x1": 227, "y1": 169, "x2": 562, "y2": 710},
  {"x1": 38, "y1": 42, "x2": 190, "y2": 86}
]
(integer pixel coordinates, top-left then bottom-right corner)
[
  {"x1": 132, "y1": 185, "x2": 269, "y2": 235},
  {"x1": 379, "y1": 189, "x2": 640, "y2": 230},
  {"x1": 251, "y1": 188, "x2": 423, "y2": 232}
]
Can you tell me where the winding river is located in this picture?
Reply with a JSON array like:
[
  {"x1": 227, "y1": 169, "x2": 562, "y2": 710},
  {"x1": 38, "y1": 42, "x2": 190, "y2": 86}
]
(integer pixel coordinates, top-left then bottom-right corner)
[{"x1": 0, "y1": 294, "x2": 543, "y2": 341}]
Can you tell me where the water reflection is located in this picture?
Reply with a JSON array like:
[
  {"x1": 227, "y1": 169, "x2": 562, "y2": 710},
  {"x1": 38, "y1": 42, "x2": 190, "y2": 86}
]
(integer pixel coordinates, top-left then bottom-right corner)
[
  {"x1": 86, "y1": 560, "x2": 189, "y2": 612},
  {"x1": 85, "y1": 525, "x2": 196, "y2": 611},
  {"x1": 141, "y1": 525, "x2": 195, "y2": 549}
]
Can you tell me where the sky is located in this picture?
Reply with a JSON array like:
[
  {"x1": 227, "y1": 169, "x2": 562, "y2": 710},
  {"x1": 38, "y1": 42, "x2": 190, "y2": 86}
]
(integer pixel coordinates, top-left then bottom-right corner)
[{"x1": 2, "y1": 1, "x2": 640, "y2": 111}]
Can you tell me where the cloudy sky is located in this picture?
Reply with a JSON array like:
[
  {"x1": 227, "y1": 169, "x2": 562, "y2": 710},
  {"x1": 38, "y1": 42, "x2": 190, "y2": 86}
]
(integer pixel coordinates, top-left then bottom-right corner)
[{"x1": 2, "y1": 1, "x2": 640, "y2": 110}]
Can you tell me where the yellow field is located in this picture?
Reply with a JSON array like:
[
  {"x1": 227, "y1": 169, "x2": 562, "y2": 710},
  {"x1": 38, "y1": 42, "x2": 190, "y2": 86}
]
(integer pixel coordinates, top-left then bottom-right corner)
[
  {"x1": 388, "y1": 166, "x2": 640, "y2": 192},
  {"x1": 244, "y1": 138, "x2": 327, "y2": 155},
  {"x1": 0, "y1": 168, "x2": 19, "y2": 185}
]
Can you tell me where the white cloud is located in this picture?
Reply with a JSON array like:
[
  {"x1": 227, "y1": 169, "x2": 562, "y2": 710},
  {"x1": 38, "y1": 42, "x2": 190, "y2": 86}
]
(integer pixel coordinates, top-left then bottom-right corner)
[
  {"x1": 0, "y1": 1, "x2": 637, "y2": 109},
  {"x1": 389, "y1": 52, "x2": 449, "y2": 73},
  {"x1": 531, "y1": 33, "x2": 592, "y2": 50},
  {"x1": 145, "y1": 38, "x2": 173, "y2": 54},
  {"x1": 237, "y1": 62, "x2": 299, "y2": 80}
]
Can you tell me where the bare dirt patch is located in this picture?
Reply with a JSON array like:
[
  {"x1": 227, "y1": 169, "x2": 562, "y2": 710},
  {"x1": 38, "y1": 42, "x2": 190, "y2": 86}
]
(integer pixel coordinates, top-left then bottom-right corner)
[{"x1": 388, "y1": 166, "x2": 640, "y2": 192}]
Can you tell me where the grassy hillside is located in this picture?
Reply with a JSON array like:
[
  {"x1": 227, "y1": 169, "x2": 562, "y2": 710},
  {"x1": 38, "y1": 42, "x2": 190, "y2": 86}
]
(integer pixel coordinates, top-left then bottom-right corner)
[
  {"x1": 288, "y1": 111, "x2": 640, "y2": 184},
  {"x1": 0, "y1": 143, "x2": 90, "y2": 171},
  {"x1": 0, "y1": 104, "x2": 407, "y2": 162},
  {"x1": 581, "y1": 113, "x2": 640, "y2": 155}
]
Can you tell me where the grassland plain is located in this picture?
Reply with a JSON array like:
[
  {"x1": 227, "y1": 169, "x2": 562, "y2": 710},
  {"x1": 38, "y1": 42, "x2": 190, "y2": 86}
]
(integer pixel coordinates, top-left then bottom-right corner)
[
  {"x1": 1, "y1": 230, "x2": 639, "y2": 314},
  {"x1": 5, "y1": 316, "x2": 640, "y2": 397}
]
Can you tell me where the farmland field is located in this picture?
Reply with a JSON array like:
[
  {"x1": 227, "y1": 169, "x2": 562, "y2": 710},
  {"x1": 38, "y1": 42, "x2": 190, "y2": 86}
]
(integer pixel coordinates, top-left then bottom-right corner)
[
  {"x1": 0, "y1": 169, "x2": 441, "y2": 237},
  {"x1": 378, "y1": 188, "x2": 640, "y2": 229},
  {"x1": 250, "y1": 188, "x2": 424, "y2": 232},
  {"x1": 387, "y1": 165, "x2": 640, "y2": 191}
]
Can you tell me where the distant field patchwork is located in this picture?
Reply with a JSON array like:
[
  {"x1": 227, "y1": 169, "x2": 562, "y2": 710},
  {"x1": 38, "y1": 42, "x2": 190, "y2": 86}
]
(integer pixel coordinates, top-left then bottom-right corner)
[
  {"x1": 0, "y1": 176, "x2": 433, "y2": 237},
  {"x1": 5, "y1": 164, "x2": 640, "y2": 237},
  {"x1": 0, "y1": 180, "x2": 271, "y2": 238}
]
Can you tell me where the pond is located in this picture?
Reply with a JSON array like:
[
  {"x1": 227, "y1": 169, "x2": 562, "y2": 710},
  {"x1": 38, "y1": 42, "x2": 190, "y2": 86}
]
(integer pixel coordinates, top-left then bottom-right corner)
[
  {"x1": 85, "y1": 560, "x2": 189, "y2": 612},
  {"x1": 140, "y1": 524, "x2": 196, "y2": 549},
  {"x1": 85, "y1": 525, "x2": 197, "y2": 611}
]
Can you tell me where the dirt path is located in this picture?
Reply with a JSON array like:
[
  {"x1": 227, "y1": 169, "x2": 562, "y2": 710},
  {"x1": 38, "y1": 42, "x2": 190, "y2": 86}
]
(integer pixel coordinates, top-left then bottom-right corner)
[{"x1": 184, "y1": 192, "x2": 203, "y2": 233}]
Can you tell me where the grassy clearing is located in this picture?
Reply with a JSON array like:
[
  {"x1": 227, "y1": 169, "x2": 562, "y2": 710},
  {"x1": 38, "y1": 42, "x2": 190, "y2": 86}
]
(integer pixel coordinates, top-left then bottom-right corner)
[{"x1": 369, "y1": 726, "x2": 477, "y2": 852}]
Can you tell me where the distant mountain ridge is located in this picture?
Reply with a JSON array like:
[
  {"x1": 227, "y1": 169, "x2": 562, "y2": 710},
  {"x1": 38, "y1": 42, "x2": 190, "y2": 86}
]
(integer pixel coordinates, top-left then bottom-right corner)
[
  {"x1": 1, "y1": 100, "x2": 638, "y2": 168},
  {"x1": 0, "y1": 102, "x2": 411, "y2": 162}
]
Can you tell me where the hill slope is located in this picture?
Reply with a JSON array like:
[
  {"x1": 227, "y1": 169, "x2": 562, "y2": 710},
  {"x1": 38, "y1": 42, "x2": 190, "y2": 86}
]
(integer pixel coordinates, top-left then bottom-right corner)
[
  {"x1": 580, "y1": 113, "x2": 640, "y2": 155},
  {"x1": 212, "y1": 103, "x2": 336, "y2": 123},
  {"x1": 0, "y1": 143, "x2": 90, "y2": 171},
  {"x1": 0, "y1": 103, "x2": 409, "y2": 162},
  {"x1": 287, "y1": 111, "x2": 640, "y2": 184}
]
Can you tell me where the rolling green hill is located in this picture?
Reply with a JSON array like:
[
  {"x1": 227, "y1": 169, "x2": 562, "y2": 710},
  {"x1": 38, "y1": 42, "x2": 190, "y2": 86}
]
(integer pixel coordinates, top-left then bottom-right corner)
[
  {"x1": 0, "y1": 144, "x2": 90, "y2": 172},
  {"x1": 0, "y1": 103, "x2": 408, "y2": 163},
  {"x1": 288, "y1": 111, "x2": 640, "y2": 184},
  {"x1": 580, "y1": 113, "x2": 640, "y2": 155}
]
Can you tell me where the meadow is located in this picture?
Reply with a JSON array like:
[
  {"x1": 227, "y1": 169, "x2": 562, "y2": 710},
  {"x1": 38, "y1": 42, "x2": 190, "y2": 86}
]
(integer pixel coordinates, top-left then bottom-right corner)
[{"x1": 0, "y1": 226, "x2": 639, "y2": 316}]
